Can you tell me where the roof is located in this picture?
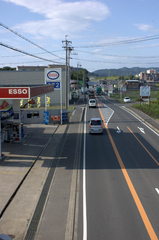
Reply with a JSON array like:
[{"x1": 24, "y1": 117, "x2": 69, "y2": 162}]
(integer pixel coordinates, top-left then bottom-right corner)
[
  {"x1": 90, "y1": 118, "x2": 101, "y2": 121},
  {"x1": 125, "y1": 80, "x2": 139, "y2": 82}
]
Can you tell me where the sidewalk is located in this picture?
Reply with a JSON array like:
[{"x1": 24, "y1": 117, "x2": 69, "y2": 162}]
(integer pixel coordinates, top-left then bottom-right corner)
[
  {"x1": 0, "y1": 123, "x2": 67, "y2": 239},
  {"x1": 0, "y1": 104, "x2": 82, "y2": 240}
]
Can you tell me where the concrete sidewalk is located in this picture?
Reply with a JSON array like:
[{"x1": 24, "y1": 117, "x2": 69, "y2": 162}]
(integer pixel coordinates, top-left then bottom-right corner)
[{"x1": 0, "y1": 123, "x2": 67, "y2": 239}]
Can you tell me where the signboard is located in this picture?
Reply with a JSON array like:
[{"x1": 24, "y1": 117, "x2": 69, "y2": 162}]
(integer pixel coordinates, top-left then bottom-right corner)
[
  {"x1": 122, "y1": 85, "x2": 127, "y2": 93},
  {"x1": 0, "y1": 87, "x2": 30, "y2": 99},
  {"x1": 140, "y1": 86, "x2": 150, "y2": 97},
  {"x1": 46, "y1": 82, "x2": 60, "y2": 89},
  {"x1": 44, "y1": 111, "x2": 49, "y2": 124},
  {"x1": 45, "y1": 68, "x2": 61, "y2": 90},
  {"x1": 1, "y1": 107, "x2": 14, "y2": 119},
  {"x1": 51, "y1": 115, "x2": 60, "y2": 122}
]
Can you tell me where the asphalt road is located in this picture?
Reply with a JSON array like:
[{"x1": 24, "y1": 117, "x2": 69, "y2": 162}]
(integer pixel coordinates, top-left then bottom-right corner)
[{"x1": 77, "y1": 95, "x2": 159, "y2": 240}]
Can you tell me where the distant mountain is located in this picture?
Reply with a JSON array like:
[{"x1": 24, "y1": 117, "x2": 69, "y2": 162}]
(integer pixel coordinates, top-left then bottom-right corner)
[{"x1": 89, "y1": 67, "x2": 159, "y2": 77}]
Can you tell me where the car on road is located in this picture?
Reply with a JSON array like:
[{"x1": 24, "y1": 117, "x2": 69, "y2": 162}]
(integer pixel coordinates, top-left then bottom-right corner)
[
  {"x1": 88, "y1": 118, "x2": 103, "y2": 134},
  {"x1": 88, "y1": 99, "x2": 96, "y2": 108},
  {"x1": 124, "y1": 97, "x2": 130, "y2": 103}
]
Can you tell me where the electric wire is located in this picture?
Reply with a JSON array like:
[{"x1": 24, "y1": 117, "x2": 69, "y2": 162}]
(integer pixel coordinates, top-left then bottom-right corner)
[
  {"x1": 0, "y1": 42, "x2": 60, "y2": 64},
  {"x1": 76, "y1": 50, "x2": 159, "y2": 59},
  {"x1": 0, "y1": 22, "x2": 65, "y2": 60},
  {"x1": 74, "y1": 34, "x2": 159, "y2": 48}
]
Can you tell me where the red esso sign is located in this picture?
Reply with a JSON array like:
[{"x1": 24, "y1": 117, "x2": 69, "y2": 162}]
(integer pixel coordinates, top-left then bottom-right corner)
[
  {"x1": 0, "y1": 87, "x2": 30, "y2": 99},
  {"x1": 49, "y1": 73, "x2": 58, "y2": 78}
]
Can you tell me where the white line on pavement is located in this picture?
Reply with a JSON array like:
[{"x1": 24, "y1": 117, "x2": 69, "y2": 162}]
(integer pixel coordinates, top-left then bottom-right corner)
[{"x1": 83, "y1": 107, "x2": 87, "y2": 240}]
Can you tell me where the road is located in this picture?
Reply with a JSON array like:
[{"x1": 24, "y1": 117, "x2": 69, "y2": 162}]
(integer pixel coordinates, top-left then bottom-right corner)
[
  {"x1": 78, "y1": 95, "x2": 159, "y2": 240},
  {"x1": 31, "y1": 95, "x2": 159, "y2": 240}
]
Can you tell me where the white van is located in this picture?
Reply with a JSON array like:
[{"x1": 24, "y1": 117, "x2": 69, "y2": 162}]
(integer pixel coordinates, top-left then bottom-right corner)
[{"x1": 88, "y1": 99, "x2": 96, "y2": 108}]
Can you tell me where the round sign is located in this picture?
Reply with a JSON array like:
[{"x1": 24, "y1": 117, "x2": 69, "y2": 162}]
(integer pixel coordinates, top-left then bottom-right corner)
[{"x1": 47, "y1": 71, "x2": 59, "y2": 80}]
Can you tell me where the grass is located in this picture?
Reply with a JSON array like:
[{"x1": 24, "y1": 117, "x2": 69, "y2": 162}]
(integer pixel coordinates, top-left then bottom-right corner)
[{"x1": 132, "y1": 102, "x2": 159, "y2": 121}]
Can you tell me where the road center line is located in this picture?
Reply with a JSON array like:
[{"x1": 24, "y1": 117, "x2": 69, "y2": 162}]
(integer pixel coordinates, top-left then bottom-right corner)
[{"x1": 98, "y1": 106, "x2": 158, "y2": 240}]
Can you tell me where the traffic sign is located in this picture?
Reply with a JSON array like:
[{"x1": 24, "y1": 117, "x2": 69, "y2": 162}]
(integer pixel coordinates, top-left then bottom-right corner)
[{"x1": 140, "y1": 86, "x2": 150, "y2": 96}]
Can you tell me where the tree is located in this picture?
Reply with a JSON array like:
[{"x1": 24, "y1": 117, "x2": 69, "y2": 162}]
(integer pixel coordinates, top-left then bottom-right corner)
[
  {"x1": 130, "y1": 74, "x2": 134, "y2": 80},
  {"x1": 0, "y1": 66, "x2": 16, "y2": 71}
]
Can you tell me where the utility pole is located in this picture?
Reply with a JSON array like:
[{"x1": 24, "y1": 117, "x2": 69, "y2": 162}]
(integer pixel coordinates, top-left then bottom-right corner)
[
  {"x1": 62, "y1": 37, "x2": 73, "y2": 110},
  {"x1": 83, "y1": 69, "x2": 86, "y2": 103},
  {"x1": 77, "y1": 63, "x2": 82, "y2": 91}
]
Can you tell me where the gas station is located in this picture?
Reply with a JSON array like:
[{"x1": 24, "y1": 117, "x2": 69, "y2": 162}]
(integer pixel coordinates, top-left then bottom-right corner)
[{"x1": 0, "y1": 85, "x2": 54, "y2": 144}]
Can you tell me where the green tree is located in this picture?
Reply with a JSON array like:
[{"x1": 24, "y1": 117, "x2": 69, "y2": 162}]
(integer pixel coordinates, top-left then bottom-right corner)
[
  {"x1": 0, "y1": 66, "x2": 16, "y2": 71},
  {"x1": 130, "y1": 74, "x2": 134, "y2": 80}
]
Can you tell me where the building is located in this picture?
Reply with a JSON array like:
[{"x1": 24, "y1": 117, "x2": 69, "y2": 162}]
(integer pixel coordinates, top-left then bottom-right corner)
[
  {"x1": 0, "y1": 65, "x2": 66, "y2": 106},
  {"x1": 147, "y1": 69, "x2": 156, "y2": 74},
  {"x1": 125, "y1": 80, "x2": 140, "y2": 89},
  {"x1": 16, "y1": 66, "x2": 46, "y2": 71}
]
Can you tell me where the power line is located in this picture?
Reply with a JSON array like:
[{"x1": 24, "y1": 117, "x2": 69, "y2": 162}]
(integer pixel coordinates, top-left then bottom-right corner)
[
  {"x1": 0, "y1": 60, "x2": 65, "y2": 65},
  {"x1": 72, "y1": 57, "x2": 159, "y2": 65},
  {"x1": 74, "y1": 34, "x2": 159, "y2": 48},
  {"x1": 76, "y1": 50, "x2": 159, "y2": 59},
  {"x1": 0, "y1": 22, "x2": 65, "y2": 60},
  {"x1": 0, "y1": 42, "x2": 60, "y2": 63},
  {"x1": 1, "y1": 50, "x2": 64, "y2": 58}
]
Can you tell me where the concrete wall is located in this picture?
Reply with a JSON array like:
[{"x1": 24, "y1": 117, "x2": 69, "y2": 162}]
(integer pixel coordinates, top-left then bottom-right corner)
[{"x1": 21, "y1": 109, "x2": 63, "y2": 124}]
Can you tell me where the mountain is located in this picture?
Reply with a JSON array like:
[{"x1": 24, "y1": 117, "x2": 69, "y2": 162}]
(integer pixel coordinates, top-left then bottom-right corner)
[{"x1": 89, "y1": 67, "x2": 159, "y2": 77}]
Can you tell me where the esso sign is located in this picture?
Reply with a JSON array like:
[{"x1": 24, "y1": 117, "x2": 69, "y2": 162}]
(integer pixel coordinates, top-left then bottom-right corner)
[
  {"x1": 0, "y1": 87, "x2": 30, "y2": 99},
  {"x1": 9, "y1": 88, "x2": 28, "y2": 95},
  {"x1": 47, "y1": 71, "x2": 59, "y2": 80}
]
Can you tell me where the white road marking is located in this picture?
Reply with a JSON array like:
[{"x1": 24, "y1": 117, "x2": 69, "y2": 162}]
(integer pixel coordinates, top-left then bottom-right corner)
[
  {"x1": 138, "y1": 127, "x2": 145, "y2": 134},
  {"x1": 100, "y1": 102, "x2": 114, "y2": 125},
  {"x1": 155, "y1": 188, "x2": 159, "y2": 194},
  {"x1": 116, "y1": 126, "x2": 121, "y2": 133},
  {"x1": 83, "y1": 107, "x2": 87, "y2": 240}
]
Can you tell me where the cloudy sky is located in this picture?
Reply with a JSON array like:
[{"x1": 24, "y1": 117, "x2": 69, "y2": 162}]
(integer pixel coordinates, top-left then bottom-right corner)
[{"x1": 1, "y1": 0, "x2": 159, "y2": 72}]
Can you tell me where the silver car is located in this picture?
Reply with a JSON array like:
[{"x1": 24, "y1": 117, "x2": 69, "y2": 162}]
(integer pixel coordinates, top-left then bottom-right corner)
[{"x1": 88, "y1": 118, "x2": 103, "y2": 134}]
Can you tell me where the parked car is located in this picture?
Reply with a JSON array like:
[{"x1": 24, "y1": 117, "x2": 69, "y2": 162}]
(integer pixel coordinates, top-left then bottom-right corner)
[
  {"x1": 124, "y1": 97, "x2": 130, "y2": 103},
  {"x1": 88, "y1": 99, "x2": 96, "y2": 108},
  {"x1": 88, "y1": 118, "x2": 103, "y2": 134}
]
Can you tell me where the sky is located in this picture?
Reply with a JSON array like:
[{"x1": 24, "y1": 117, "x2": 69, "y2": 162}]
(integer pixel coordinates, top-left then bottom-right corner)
[{"x1": 0, "y1": 0, "x2": 159, "y2": 72}]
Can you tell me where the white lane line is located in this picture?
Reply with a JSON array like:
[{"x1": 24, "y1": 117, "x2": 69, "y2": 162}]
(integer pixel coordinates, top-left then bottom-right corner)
[
  {"x1": 83, "y1": 107, "x2": 87, "y2": 240},
  {"x1": 155, "y1": 188, "x2": 159, "y2": 194}
]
